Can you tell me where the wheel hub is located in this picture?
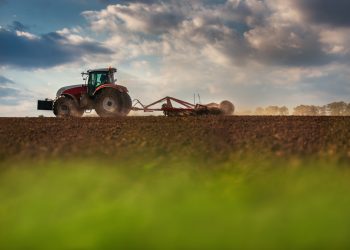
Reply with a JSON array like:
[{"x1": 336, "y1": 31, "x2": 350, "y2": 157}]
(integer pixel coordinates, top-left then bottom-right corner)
[
  {"x1": 102, "y1": 97, "x2": 117, "y2": 112},
  {"x1": 59, "y1": 105, "x2": 69, "y2": 115}
]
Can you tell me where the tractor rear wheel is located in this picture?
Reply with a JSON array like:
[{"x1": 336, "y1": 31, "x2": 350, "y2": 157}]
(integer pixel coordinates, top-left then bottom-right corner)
[
  {"x1": 53, "y1": 96, "x2": 84, "y2": 118},
  {"x1": 95, "y1": 89, "x2": 124, "y2": 117},
  {"x1": 120, "y1": 92, "x2": 132, "y2": 115}
]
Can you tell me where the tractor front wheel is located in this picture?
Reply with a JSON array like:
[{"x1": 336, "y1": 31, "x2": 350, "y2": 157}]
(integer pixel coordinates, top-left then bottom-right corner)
[
  {"x1": 53, "y1": 96, "x2": 84, "y2": 117},
  {"x1": 95, "y1": 89, "x2": 124, "y2": 117}
]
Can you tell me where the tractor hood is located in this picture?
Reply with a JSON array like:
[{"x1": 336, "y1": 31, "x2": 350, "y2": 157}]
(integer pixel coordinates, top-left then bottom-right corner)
[{"x1": 56, "y1": 85, "x2": 83, "y2": 97}]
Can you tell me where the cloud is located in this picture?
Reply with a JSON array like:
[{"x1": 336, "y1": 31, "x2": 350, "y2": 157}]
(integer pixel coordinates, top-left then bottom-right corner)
[
  {"x1": 77, "y1": 0, "x2": 350, "y2": 110},
  {"x1": 7, "y1": 21, "x2": 29, "y2": 31},
  {"x1": 0, "y1": 75, "x2": 41, "y2": 112},
  {"x1": 0, "y1": 99, "x2": 35, "y2": 116},
  {"x1": 84, "y1": 0, "x2": 350, "y2": 68},
  {"x1": 0, "y1": 76, "x2": 24, "y2": 106},
  {"x1": 0, "y1": 75, "x2": 14, "y2": 85},
  {"x1": 244, "y1": 22, "x2": 334, "y2": 66},
  {"x1": 0, "y1": 26, "x2": 111, "y2": 69},
  {"x1": 83, "y1": 2, "x2": 185, "y2": 34},
  {"x1": 0, "y1": 86, "x2": 19, "y2": 98},
  {"x1": 295, "y1": 0, "x2": 350, "y2": 27},
  {"x1": 98, "y1": 0, "x2": 159, "y2": 4}
]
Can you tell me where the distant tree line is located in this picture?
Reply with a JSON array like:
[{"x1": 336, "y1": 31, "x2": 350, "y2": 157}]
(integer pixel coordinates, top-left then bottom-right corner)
[
  {"x1": 293, "y1": 102, "x2": 350, "y2": 116},
  {"x1": 252, "y1": 102, "x2": 350, "y2": 116}
]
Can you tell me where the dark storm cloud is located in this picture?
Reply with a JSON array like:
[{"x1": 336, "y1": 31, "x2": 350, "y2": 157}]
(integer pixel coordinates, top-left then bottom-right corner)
[
  {"x1": 0, "y1": 28, "x2": 111, "y2": 69},
  {"x1": 0, "y1": 75, "x2": 14, "y2": 85},
  {"x1": 296, "y1": 0, "x2": 350, "y2": 27}
]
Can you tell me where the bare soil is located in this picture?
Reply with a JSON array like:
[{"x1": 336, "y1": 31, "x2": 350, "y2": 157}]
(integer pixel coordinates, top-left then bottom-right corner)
[{"x1": 1, "y1": 116, "x2": 349, "y2": 162}]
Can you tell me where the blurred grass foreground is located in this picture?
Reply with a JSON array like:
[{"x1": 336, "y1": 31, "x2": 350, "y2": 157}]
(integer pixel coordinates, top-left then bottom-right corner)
[{"x1": 1, "y1": 157, "x2": 350, "y2": 249}]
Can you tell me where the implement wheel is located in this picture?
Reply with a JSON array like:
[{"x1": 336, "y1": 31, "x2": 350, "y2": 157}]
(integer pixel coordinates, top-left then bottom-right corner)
[
  {"x1": 219, "y1": 100, "x2": 235, "y2": 115},
  {"x1": 53, "y1": 96, "x2": 84, "y2": 118}
]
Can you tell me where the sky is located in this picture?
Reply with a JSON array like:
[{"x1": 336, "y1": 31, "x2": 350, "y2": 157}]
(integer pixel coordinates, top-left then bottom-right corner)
[{"x1": 1, "y1": 0, "x2": 350, "y2": 116}]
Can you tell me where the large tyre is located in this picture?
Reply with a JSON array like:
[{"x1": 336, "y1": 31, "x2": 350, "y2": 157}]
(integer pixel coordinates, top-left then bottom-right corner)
[
  {"x1": 120, "y1": 92, "x2": 132, "y2": 115},
  {"x1": 53, "y1": 96, "x2": 84, "y2": 118},
  {"x1": 95, "y1": 89, "x2": 124, "y2": 117}
]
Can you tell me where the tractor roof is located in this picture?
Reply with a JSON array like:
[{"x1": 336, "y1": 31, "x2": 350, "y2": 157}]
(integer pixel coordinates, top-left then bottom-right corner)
[{"x1": 87, "y1": 67, "x2": 117, "y2": 73}]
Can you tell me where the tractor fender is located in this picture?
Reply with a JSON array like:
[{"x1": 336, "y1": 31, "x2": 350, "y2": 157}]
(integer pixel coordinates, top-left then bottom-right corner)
[{"x1": 93, "y1": 84, "x2": 128, "y2": 96}]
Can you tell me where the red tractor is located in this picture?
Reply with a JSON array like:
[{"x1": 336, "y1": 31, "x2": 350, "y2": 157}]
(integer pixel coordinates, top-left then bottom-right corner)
[
  {"x1": 38, "y1": 66, "x2": 235, "y2": 117},
  {"x1": 38, "y1": 67, "x2": 132, "y2": 117}
]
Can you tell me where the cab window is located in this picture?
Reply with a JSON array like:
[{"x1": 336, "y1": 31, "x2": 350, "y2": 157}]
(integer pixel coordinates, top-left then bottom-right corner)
[{"x1": 89, "y1": 73, "x2": 109, "y2": 87}]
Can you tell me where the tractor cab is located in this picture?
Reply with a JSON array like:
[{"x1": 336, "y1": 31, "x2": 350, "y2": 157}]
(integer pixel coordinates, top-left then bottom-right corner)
[{"x1": 85, "y1": 68, "x2": 117, "y2": 96}]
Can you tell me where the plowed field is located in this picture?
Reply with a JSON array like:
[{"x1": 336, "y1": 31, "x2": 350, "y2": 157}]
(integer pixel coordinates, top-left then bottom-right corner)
[{"x1": 1, "y1": 116, "x2": 349, "y2": 161}]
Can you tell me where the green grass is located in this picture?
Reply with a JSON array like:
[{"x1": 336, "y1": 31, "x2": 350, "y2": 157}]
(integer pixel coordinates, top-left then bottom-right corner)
[{"x1": 1, "y1": 157, "x2": 350, "y2": 249}]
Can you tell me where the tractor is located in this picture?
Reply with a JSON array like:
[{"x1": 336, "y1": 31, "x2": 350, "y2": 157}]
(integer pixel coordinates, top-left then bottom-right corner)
[
  {"x1": 38, "y1": 66, "x2": 235, "y2": 117},
  {"x1": 37, "y1": 67, "x2": 132, "y2": 117}
]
